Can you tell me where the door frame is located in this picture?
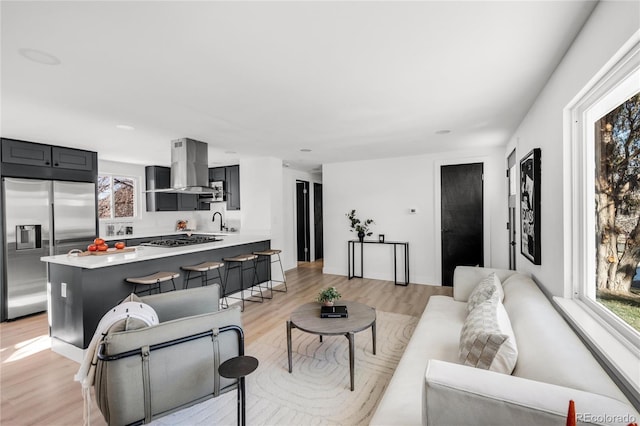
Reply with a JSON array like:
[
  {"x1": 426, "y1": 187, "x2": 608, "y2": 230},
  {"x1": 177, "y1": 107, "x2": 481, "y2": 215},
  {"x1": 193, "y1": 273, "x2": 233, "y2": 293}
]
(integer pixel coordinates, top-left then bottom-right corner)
[
  {"x1": 434, "y1": 156, "x2": 492, "y2": 285},
  {"x1": 313, "y1": 182, "x2": 323, "y2": 260},
  {"x1": 295, "y1": 180, "x2": 311, "y2": 262},
  {"x1": 507, "y1": 149, "x2": 517, "y2": 270}
]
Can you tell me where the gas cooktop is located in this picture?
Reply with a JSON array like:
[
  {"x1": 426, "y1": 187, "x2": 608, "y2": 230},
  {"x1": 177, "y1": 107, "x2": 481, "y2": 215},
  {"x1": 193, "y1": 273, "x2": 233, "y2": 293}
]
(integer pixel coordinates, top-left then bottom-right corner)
[{"x1": 142, "y1": 235, "x2": 223, "y2": 248}]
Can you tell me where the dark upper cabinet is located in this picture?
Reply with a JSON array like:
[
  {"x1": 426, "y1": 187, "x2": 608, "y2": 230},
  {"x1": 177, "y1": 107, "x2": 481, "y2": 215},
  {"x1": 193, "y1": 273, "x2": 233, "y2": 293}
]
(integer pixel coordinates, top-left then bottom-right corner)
[
  {"x1": 208, "y1": 165, "x2": 240, "y2": 211},
  {"x1": 146, "y1": 166, "x2": 204, "y2": 212},
  {"x1": 1, "y1": 138, "x2": 97, "y2": 182},
  {"x1": 51, "y1": 147, "x2": 94, "y2": 171},
  {"x1": 226, "y1": 165, "x2": 240, "y2": 210},
  {"x1": 209, "y1": 167, "x2": 226, "y2": 182},
  {"x1": 178, "y1": 194, "x2": 199, "y2": 211},
  {"x1": 2, "y1": 139, "x2": 94, "y2": 171},
  {"x1": 2, "y1": 139, "x2": 52, "y2": 167},
  {"x1": 145, "y1": 166, "x2": 178, "y2": 211}
]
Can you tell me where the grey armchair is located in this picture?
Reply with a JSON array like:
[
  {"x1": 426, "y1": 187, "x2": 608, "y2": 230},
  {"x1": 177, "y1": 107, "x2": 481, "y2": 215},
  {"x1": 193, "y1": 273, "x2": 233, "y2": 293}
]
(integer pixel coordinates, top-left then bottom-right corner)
[{"x1": 94, "y1": 285, "x2": 243, "y2": 425}]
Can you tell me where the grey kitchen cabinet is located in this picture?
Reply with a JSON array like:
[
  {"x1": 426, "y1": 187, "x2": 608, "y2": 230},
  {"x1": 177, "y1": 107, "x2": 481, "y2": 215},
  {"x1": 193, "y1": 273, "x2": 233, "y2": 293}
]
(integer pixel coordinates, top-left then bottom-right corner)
[
  {"x1": 178, "y1": 194, "x2": 199, "y2": 211},
  {"x1": 2, "y1": 138, "x2": 94, "y2": 171},
  {"x1": 145, "y1": 166, "x2": 205, "y2": 211},
  {"x1": 226, "y1": 165, "x2": 240, "y2": 210},
  {"x1": 145, "y1": 166, "x2": 178, "y2": 211},
  {"x1": 51, "y1": 146, "x2": 95, "y2": 171},
  {"x1": 2, "y1": 139, "x2": 51, "y2": 167},
  {"x1": 209, "y1": 167, "x2": 226, "y2": 182},
  {"x1": 208, "y1": 165, "x2": 240, "y2": 210},
  {"x1": 1, "y1": 138, "x2": 97, "y2": 183}
]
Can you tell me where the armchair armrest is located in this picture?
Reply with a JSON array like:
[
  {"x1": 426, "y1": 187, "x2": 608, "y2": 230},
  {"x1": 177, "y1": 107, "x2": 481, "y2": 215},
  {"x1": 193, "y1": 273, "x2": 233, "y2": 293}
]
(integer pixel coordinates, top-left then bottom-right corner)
[
  {"x1": 101, "y1": 305, "x2": 241, "y2": 355},
  {"x1": 423, "y1": 359, "x2": 638, "y2": 426}
]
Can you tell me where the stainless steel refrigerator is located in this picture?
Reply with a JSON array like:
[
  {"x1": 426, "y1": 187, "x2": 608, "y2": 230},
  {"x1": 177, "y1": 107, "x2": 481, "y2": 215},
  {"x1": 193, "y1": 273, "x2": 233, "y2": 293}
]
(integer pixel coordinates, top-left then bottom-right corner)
[{"x1": 3, "y1": 178, "x2": 97, "y2": 319}]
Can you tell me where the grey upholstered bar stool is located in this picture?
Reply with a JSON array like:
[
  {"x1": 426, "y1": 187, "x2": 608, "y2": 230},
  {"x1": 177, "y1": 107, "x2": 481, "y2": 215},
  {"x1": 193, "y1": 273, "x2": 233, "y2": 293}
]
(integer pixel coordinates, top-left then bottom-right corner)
[
  {"x1": 253, "y1": 249, "x2": 287, "y2": 298},
  {"x1": 223, "y1": 254, "x2": 262, "y2": 311},
  {"x1": 125, "y1": 271, "x2": 179, "y2": 295}
]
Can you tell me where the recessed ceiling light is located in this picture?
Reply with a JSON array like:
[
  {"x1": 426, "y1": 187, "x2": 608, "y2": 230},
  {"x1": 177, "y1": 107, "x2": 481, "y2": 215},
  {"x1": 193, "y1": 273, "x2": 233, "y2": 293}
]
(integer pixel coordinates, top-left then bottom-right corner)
[
  {"x1": 225, "y1": 150, "x2": 237, "y2": 155},
  {"x1": 115, "y1": 124, "x2": 135, "y2": 131},
  {"x1": 300, "y1": 148, "x2": 312, "y2": 152},
  {"x1": 435, "y1": 130, "x2": 451, "y2": 135},
  {"x1": 18, "y1": 48, "x2": 61, "y2": 65}
]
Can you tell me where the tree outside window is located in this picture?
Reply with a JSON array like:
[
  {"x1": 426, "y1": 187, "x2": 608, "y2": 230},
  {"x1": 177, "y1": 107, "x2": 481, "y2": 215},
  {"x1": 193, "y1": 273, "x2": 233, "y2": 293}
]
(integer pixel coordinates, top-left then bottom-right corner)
[
  {"x1": 595, "y1": 92, "x2": 640, "y2": 332},
  {"x1": 98, "y1": 175, "x2": 135, "y2": 219}
]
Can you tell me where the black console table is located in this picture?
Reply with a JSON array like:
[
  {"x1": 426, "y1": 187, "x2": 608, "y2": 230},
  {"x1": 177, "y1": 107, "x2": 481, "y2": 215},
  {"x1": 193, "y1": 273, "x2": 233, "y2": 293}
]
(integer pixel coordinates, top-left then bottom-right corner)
[{"x1": 347, "y1": 240, "x2": 409, "y2": 286}]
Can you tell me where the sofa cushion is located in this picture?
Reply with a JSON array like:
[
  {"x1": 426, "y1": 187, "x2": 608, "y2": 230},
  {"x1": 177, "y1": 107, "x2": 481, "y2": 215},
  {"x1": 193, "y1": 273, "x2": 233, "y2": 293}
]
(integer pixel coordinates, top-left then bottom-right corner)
[
  {"x1": 369, "y1": 295, "x2": 467, "y2": 426},
  {"x1": 467, "y1": 272, "x2": 503, "y2": 312},
  {"x1": 459, "y1": 299, "x2": 518, "y2": 374},
  {"x1": 501, "y1": 273, "x2": 629, "y2": 403}
]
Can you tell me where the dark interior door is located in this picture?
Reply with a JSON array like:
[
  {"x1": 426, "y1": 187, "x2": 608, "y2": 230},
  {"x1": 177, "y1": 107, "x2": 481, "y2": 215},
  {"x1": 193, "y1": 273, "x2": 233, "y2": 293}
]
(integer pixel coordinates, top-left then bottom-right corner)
[
  {"x1": 314, "y1": 183, "x2": 323, "y2": 260},
  {"x1": 296, "y1": 180, "x2": 310, "y2": 262},
  {"x1": 441, "y1": 163, "x2": 484, "y2": 286}
]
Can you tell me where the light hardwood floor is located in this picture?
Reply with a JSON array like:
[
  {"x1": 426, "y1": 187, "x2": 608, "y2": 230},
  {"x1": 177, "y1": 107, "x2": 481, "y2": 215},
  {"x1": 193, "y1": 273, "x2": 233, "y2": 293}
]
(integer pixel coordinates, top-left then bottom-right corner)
[{"x1": 0, "y1": 261, "x2": 451, "y2": 425}]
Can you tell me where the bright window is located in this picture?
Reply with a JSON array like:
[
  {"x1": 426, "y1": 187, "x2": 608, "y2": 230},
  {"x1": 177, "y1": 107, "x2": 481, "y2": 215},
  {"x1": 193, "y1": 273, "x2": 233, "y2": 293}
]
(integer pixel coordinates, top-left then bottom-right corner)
[
  {"x1": 594, "y1": 92, "x2": 640, "y2": 333},
  {"x1": 569, "y1": 37, "x2": 640, "y2": 347},
  {"x1": 98, "y1": 175, "x2": 136, "y2": 219}
]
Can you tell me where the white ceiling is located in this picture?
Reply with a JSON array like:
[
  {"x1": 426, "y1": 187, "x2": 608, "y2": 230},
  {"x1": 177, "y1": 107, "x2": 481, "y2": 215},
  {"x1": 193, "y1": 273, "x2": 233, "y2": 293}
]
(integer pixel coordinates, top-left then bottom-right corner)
[{"x1": 1, "y1": 1, "x2": 597, "y2": 172}]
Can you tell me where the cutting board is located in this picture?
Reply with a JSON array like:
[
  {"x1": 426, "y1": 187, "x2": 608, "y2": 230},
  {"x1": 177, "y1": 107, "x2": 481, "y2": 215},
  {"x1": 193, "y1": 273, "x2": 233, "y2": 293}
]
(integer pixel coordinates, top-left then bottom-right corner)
[{"x1": 77, "y1": 247, "x2": 136, "y2": 257}]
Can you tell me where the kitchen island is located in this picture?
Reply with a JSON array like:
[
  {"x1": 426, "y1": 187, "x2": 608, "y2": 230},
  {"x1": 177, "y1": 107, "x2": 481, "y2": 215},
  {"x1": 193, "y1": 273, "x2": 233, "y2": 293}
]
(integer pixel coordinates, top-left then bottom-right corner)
[{"x1": 41, "y1": 234, "x2": 270, "y2": 359}]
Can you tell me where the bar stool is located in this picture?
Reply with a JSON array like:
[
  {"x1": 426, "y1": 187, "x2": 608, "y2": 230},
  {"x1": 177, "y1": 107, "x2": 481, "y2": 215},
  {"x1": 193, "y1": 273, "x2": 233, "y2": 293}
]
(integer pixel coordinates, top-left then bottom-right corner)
[
  {"x1": 125, "y1": 271, "x2": 179, "y2": 295},
  {"x1": 223, "y1": 254, "x2": 262, "y2": 311},
  {"x1": 181, "y1": 261, "x2": 224, "y2": 289},
  {"x1": 253, "y1": 249, "x2": 287, "y2": 296}
]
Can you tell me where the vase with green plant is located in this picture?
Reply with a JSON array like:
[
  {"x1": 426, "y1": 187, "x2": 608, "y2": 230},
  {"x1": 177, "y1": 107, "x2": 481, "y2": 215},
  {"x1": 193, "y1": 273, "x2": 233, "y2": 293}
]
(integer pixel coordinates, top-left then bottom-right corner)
[
  {"x1": 316, "y1": 286, "x2": 341, "y2": 306},
  {"x1": 346, "y1": 209, "x2": 374, "y2": 242}
]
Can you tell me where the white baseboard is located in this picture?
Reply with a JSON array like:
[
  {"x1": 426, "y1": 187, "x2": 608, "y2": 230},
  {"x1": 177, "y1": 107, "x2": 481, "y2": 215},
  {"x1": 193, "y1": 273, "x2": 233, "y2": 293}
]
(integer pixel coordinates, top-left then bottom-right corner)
[{"x1": 51, "y1": 337, "x2": 84, "y2": 363}]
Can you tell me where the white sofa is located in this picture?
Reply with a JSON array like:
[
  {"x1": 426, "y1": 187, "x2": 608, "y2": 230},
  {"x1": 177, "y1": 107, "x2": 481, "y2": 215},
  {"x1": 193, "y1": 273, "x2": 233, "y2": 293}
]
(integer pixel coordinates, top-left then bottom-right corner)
[{"x1": 370, "y1": 266, "x2": 639, "y2": 426}]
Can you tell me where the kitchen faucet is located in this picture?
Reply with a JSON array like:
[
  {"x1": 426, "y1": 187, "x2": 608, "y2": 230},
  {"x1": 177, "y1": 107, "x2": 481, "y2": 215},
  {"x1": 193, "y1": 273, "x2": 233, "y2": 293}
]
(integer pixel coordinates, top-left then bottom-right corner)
[{"x1": 212, "y1": 212, "x2": 223, "y2": 231}]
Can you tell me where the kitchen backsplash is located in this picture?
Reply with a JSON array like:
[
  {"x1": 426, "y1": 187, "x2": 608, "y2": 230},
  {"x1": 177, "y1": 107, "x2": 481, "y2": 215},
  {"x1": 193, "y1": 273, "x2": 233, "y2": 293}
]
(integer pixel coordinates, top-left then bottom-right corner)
[{"x1": 99, "y1": 209, "x2": 241, "y2": 238}]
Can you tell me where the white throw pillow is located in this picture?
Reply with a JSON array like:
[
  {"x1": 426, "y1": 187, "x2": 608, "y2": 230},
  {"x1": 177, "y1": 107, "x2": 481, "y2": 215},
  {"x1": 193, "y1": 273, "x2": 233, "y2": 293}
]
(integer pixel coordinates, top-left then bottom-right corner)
[
  {"x1": 459, "y1": 299, "x2": 518, "y2": 374},
  {"x1": 466, "y1": 272, "x2": 504, "y2": 313}
]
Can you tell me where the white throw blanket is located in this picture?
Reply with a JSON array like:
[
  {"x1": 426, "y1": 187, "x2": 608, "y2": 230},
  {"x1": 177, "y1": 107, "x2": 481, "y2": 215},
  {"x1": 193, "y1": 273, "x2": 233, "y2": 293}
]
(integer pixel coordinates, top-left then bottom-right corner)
[{"x1": 75, "y1": 301, "x2": 159, "y2": 425}]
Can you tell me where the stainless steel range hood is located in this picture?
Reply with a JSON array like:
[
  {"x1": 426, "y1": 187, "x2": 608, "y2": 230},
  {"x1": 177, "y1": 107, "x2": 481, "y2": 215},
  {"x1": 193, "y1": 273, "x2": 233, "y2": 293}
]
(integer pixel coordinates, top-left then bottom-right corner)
[
  {"x1": 170, "y1": 138, "x2": 210, "y2": 192},
  {"x1": 150, "y1": 138, "x2": 217, "y2": 195}
]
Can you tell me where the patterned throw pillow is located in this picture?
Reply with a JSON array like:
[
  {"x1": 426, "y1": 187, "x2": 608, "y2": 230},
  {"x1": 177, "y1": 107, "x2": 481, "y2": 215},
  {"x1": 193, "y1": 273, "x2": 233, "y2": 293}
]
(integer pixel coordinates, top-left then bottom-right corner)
[
  {"x1": 467, "y1": 272, "x2": 504, "y2": 313},
  {"x1": 459, "y1": 298, "x2": 518, "y2": 374}
]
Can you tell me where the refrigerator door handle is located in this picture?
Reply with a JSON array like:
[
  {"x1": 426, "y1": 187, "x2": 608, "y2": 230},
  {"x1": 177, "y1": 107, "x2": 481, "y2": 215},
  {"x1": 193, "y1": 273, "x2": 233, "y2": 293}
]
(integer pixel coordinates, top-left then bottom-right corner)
[{"x1": 49, "y1": 202, "x2": 55, "y2": 256}]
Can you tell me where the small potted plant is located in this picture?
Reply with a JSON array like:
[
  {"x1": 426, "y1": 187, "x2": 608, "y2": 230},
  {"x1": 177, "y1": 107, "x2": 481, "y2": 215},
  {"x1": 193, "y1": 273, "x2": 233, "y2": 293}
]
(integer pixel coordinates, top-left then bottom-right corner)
[
  {"x1": 317, "y1": 286, "x2": 341, "y2": 306},
  {"x1": 346, "y1": 209, "x2": 374, "y2": 242}
]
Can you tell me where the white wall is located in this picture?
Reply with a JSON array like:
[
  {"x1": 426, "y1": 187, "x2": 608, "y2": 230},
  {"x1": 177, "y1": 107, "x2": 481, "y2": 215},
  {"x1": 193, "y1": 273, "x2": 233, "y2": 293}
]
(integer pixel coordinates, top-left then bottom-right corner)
[
  {"x1": 505, "y1": 0, "x2": 640, "y2": 297},
  {"x1": 240, "y1": 157, "x2": 281, "y2": 235},
  {"x1": 323, "y1": 147, "x2": 507, "y2": 285}
]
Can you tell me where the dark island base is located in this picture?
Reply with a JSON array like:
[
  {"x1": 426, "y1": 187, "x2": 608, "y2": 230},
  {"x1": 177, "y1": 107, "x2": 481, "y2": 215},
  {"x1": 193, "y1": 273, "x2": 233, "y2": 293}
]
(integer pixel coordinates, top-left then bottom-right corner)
[{"x1": 49, "y1": 240, "x2": 270, "y2": 349}]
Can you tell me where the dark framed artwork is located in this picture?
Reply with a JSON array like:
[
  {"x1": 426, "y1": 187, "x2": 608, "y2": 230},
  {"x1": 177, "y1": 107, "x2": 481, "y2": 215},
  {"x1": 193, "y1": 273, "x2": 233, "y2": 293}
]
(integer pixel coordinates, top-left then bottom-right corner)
[{"x1": 520, "y1": 148, "x2": 541, "y2": 265}]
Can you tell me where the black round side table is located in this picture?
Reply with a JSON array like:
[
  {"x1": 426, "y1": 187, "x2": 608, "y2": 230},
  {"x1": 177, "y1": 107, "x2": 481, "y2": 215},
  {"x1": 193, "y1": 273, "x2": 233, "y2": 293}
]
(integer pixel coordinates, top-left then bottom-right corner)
[{"x1": 219, "y1": 355, "x2": 259, "y2": 426}]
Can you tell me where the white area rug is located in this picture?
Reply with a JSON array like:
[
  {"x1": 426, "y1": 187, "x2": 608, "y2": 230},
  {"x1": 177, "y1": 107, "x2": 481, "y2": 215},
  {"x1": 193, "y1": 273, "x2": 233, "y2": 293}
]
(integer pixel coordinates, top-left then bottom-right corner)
[{"x1": 151, "y1": 310, "x2": 417, "y2": 426}]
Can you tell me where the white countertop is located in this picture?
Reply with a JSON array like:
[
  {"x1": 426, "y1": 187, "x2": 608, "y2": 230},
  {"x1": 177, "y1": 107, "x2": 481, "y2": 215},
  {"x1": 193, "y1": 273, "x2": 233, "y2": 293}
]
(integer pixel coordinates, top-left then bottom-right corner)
[{"x1": 41, "y1": 234, "x2": 270, "y2": 269}]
